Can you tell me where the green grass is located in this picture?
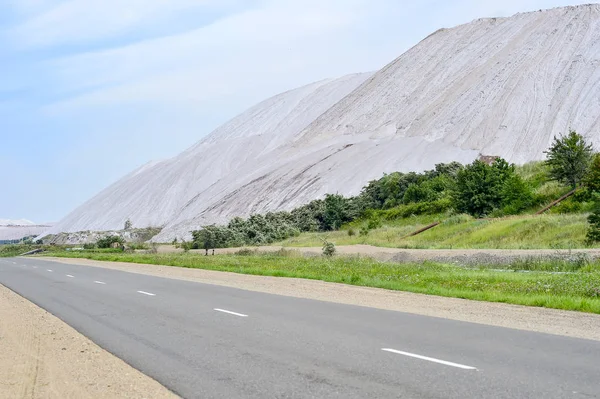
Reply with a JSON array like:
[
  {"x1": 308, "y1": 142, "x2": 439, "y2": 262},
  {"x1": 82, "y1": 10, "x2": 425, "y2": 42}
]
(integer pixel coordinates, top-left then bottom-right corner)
[
  {"x1": 40, "y1": 250, "x2": 600, "y2": 314},
  {"x1": 280, "y1": 213, "x2": 596, "y2": 249},
  {"x1": 0, "y1": 244, "x2": 47, "y2": 257}
]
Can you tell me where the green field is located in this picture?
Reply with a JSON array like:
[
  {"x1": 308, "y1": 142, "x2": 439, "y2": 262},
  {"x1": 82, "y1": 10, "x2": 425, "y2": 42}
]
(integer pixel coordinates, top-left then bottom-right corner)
[
  {"x1": 279, "y1": 213, "x2": 595, "y2": 249},
  {"x1": 40, "y1": 249, "x2": 600, "y2": 314}
]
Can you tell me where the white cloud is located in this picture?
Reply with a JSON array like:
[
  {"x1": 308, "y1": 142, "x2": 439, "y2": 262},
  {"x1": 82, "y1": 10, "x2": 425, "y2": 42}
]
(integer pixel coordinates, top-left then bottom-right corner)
[
  {"x1": 10, "y1": 0, "x2": 242, "y2": 47},
  {"x1": 44, "y1": 0, "x2": 388, "y2": 112}
]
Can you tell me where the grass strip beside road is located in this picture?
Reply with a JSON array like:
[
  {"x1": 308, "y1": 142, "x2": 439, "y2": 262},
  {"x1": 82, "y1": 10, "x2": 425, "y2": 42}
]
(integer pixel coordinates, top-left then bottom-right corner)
[{"x1": 40, "y1": 250, "x2": 600, "y2": 314}]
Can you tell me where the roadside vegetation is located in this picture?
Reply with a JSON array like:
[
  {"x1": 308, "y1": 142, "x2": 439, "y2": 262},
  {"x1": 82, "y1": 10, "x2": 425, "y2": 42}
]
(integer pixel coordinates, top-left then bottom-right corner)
[
  {"x1": 40, "y1": 248, "x2": 600, "y2": 313},
  {"x1": 10, "y1": 131, "x2": 600, "y2": 314},
  {"x1": 186, "y1": 131, "x2": 600, "y2": 251},
  {"x1": 0, "y1": 244, "x2": 46, "y2": 257}
]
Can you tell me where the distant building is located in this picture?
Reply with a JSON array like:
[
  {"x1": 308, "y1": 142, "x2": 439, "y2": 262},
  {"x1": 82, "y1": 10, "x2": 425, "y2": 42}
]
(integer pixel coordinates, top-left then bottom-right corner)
[{"x1": 477, "y1": 154, "x2": 500, "y2": 165}]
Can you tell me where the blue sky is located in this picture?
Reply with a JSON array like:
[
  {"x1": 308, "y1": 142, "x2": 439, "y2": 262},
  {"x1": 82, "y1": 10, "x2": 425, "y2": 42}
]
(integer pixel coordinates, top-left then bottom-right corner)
[{"x1": 1, "y1": 0, "x2": 596, "y2": 223}]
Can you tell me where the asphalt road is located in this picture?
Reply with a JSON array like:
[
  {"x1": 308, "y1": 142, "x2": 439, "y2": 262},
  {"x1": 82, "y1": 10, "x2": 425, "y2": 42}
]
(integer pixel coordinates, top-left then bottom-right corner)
[{"x1": 1, "y1": 257, "x2": 599, "y2": 399}]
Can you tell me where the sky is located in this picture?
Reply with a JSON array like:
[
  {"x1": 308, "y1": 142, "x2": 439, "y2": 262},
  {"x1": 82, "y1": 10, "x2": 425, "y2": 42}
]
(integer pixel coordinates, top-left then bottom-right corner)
[{"x1": 1, "y1": 0, "x2": 597, "y2": 223}]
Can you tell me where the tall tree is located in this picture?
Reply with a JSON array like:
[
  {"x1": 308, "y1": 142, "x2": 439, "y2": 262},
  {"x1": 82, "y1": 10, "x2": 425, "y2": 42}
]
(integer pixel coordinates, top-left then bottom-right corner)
[{"x1": 544, "y1": 130, "x2": 593, "y2": 189}]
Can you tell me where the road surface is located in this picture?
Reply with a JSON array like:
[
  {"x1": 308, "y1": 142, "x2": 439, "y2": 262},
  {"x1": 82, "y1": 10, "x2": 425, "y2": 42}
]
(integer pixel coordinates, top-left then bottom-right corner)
[{"x1": 1, "y1": 257, "x2": 599, "y2": 399}]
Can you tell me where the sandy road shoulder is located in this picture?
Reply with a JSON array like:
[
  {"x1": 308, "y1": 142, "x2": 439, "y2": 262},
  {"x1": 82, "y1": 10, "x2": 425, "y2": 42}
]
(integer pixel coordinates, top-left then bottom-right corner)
[
  {"x1": 0, "y1": 284, "x2": 178, "y2": 399},
  {"x1": 43, "y1": 256, "x2": 600, "y2": 342}
]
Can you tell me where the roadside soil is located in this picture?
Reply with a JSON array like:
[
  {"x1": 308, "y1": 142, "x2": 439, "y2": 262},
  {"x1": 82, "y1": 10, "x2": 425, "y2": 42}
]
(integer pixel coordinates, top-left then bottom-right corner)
[
  {"x1": 43, "y1": 256, "x2": 600, "y2": 342},
  {"x1": 0, "y1": 284, "x2": 178, "y2": 399},
  {"x1": 158, "y1": 244, "x2": 600, "y2": 264}
]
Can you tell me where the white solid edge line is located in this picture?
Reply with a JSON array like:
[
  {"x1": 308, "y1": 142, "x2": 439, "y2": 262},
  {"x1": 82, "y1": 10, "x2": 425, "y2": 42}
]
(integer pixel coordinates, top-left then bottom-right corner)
[
  {"x1": 94, "y1": 281, "x2": 106, "y2": 285},
  {"x1": 137, "y1": 291, "x2": 156, "y2": 296},
  {"x1": 382, "y1": 349, "x2": 477, "y2": 370},
  {"x1": 66, "y1": 275, "x2": 74, "y2": 278},
  {"x1": 214, "y1": 308, "x2": 248, "y2": 318}
]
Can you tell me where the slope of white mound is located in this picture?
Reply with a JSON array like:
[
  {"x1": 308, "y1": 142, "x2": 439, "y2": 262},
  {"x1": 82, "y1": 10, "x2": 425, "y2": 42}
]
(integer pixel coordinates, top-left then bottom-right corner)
[
  {"x1": 295, "y1": 5, "x2": 600, "y2": 164},
  {"x1": 47, "y1": 4, "x2": 600, "y2": 242},
  {"x1": 44, "y1": 73, "x2": 372, "y2": 236}
]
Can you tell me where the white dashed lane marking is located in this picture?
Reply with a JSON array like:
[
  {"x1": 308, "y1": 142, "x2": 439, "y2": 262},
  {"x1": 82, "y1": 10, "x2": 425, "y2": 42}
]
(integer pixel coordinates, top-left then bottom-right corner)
[
  {"x1": 94, "y1": 281, "x2": 106, "y2": 285},
  {"x1": 214, "y1": 308, "x2": 248, "y2": 318},
  {"x1": 382, "y1": 349, "x2": 477, "y2": 370},
  {"x1": 137, "y1": 291, "x2": 156, "y2": 296}
]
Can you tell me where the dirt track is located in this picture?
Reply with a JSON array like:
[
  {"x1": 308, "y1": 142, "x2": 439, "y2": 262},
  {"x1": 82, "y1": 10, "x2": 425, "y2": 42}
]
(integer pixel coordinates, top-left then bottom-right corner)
[
  {"x1": 161, "y1": 244, "x2": 600, "y2": 264},
  {"x1": 0, "y1": 284, "x2": 178, "y2": 399}
]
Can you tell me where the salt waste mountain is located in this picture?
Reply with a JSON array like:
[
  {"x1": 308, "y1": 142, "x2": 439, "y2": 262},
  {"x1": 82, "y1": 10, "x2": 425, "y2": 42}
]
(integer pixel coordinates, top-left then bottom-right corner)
[{"x1": 47, "y1": 5, "x2": 600, "y2": 241}]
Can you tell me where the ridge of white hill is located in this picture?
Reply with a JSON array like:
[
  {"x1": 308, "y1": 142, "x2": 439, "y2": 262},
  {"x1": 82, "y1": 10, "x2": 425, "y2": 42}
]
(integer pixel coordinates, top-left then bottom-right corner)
[
  {"x1": 294, "y1": 4, "x2": 600, "y2": 164},
  {"x1": 48, "y1": 4, "x2": 600, "y2": 242}
]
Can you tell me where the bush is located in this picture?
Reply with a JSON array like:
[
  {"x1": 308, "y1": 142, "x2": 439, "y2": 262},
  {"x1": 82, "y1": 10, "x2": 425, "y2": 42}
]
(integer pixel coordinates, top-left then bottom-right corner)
[
  {"x1": 83, "y1": 243, "x2": 96, "y2": 250},
  {"x1": 96, "y1": 235, "x2": 125, "y2": 249},
  {"x1": 128, "y1": 242, "x2": 150, "y2": 250},
  {"x1": 454, "y1": 158, "x2": 518, "y2": 217},
  {"x1": 235, "y1": 248, "x2": 255, "y2": 256},
  {"x1": 322, "y1": 241, "x2": 336, "y2": 257},
  {"x1": 375, "y1": 198, "x2": 452, "y2": 221},
  {"x1": 551, "y1": 198, "x2": 583, "y2": 215},
  {"x1": 584, "y1": 153, "x2": 600, "y2": 194},
  {"x1": 500, "y1": 174, "x2": 534, "y2": 215},
  {"x1": 587, "y1": 213, "x2": 600, "y2": 243},
  {"x1": 180, "y1": 240, "x2": 193, "y2": 252},
  {"x1": 347, "y1": 228, "x2": 356, "y2": 236}
]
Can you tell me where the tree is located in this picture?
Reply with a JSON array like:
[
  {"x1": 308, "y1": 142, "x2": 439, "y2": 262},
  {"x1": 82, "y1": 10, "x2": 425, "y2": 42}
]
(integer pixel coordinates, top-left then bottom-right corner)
[
  {"x1": 323, "y1": 194, "x2": 351, "y2": 231},
  {"x1": 192, "y1": 225, "x2": 237, "y2": 255},
  {"x1": 584, "y1": 153, "x2": 600, "y2": 194},
  {"x1": 454, "y1": 158, "x2": 514, "y2": 217},
  {"x1": 544, "y1": 130, "x2": 593, "y2": 189},
  {"x1": 585, "y1": 154, "x2": 600, "y2": 243},
  {"x1": 124, "y1": 219, "x2": 133, "y2": 230}
]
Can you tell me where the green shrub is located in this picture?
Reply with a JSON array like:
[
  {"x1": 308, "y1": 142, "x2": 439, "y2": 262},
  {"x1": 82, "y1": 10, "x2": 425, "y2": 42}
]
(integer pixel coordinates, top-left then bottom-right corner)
[
  {"x1": 587, "y1": 205, "x2": 600, "y2": 243},
  {"x1": 454, "y1": 158, "x2": 524, "y2": 217},
  {"x1": 375, "y1": 198, "x2": 452, "y2": 220},
  {"x1": 551, "y1": 198, "x2": 583, "y2": 215},
  {"x1": 235, "y1": 248, "x2": 255, "y2": 256},
  {"x1": 500, "y1": 174, "x2": 534, "y2": 215},
  {"x1": 96, "y1": 235, "x2": 125, "y2": 249},
  {"x1": 322, "y1": 241, "x2": 336, "y2": 257},
  {"x1": 128, "y1": 242, "x2": 150, "y2": 250},
  {"x1": 347, "y1": 228, "x2": 356, "y2": 236}
]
